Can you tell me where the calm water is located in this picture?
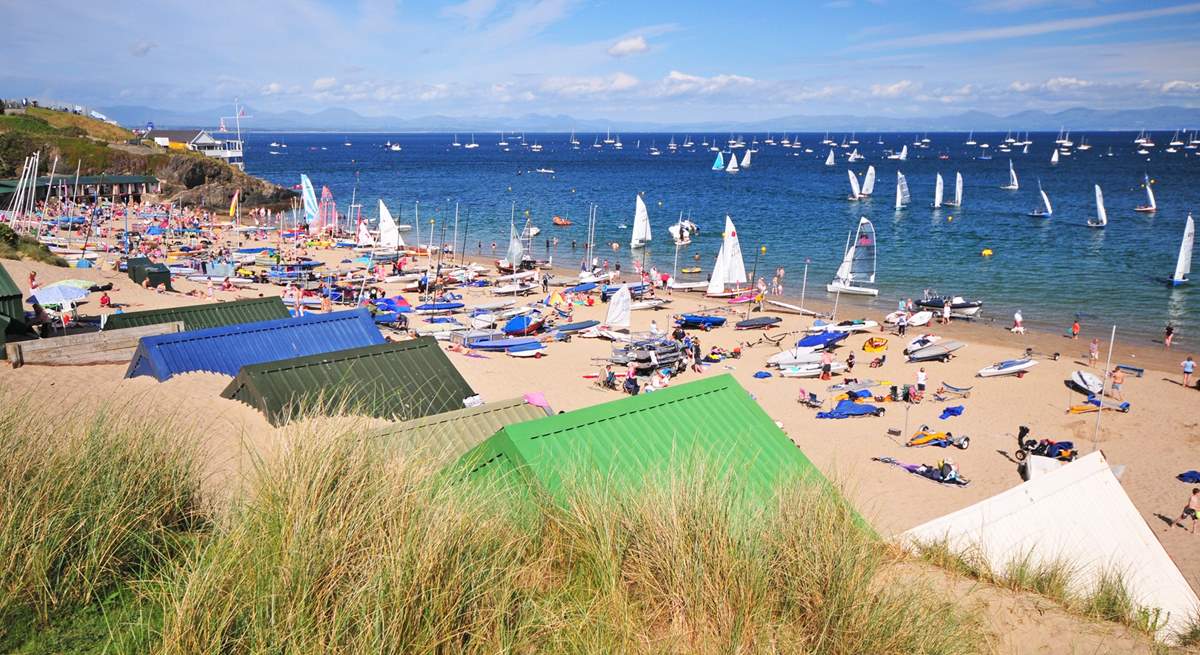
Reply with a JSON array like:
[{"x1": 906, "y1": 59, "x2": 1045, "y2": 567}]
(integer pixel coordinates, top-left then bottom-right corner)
[{"x1": 243, "y1": 131, "x2": 1200, "y2": 340}]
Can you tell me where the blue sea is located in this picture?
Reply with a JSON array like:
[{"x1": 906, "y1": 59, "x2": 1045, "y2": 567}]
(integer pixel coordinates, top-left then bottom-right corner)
[{"x1": 243, "y1": 131, "x2": 1200, "y2": 341}]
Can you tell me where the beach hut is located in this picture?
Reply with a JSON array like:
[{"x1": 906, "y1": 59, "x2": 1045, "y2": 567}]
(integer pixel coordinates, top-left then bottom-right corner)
[
  {"x1": 455, "y1": 374, "x2": 836, "y2": 500},
  {"x1": 0, "y1": 262, "x2": 28, "y2": 355},
  {"x1": 220, "y1": 337, "x2": 476, "y2": 426},
  {"x1": 102, "y1": 297, "x2": 289, "y2": 332},
  {"x1": 367, "y1": 397, "x2": 552, "y2": 465},
  {"x1": 903, "y1": 451, "x2": 1200, "y2": 641},
  {"x1": 126, "y1": 309, "x2": 385, "y2": 381}
]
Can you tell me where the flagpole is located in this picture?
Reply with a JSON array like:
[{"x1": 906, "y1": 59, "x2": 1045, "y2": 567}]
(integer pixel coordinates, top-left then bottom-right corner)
[{"x1": 1092, "y1": 325, "x2": 1117, "y2": 452}]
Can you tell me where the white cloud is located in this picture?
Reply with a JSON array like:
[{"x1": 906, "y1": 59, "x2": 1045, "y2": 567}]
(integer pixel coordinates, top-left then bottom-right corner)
[
  {"x1": 541, "y1": 72, "x2": 639, "y2": 97},
  {"x1": 443, "y1": 0, "x2": 500, "y2": 27},
  {"x1": 656, "y1": 70, "x2": 757, "y2": 97},
  {"x1": 312, "y1": 76, "x2": 337, "y2": 91},
  {"x1": 129, "y1": 40, "x2": 157, "y2": 57},
  {"x1": 261, "y1": 82, "x2": 284, "y2": 95},
  {"x1": 856, "y1": 3, "x2": 1200, "y2": 50},
  {"x1": 1161, "y1": 80, "x2": 1200, "y2": 94},
  {"x1": 870, "y1": 80, "x2": 918, "y2": 97},
  {"x1": 1008, "y1": 80, "x2": 1036, "y2": 92},
  {"x1": 1043, "y1": 76, "x2": 1092, "y2": 91},
  {"x1": 607, "y1": 35, "x2": 648, "y2": 57}
]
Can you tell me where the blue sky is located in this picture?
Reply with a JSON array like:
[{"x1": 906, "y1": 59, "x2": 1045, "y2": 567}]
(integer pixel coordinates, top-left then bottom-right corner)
[{"x1": 4, "y1": 0, "x2": 1200, "y2": 121}]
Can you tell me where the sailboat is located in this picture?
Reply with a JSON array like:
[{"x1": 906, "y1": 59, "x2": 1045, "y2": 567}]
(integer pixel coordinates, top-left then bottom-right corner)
[
  {"x1": 725, "y1": 151, "x2": 740, "y2": 174},
  {"x1": 705, "y1": 215, "x2": 749, "y2": 297},
  {"x1": 942, "y1": 172, "x2": 963, "y2": 207},
  {"x1": 887, "y1": 144, "x2": 908, "y2": 161},
  {"x1": 965, "y1": 131, "x2": 977, "y2": 146},
  {"x1": 827, "y1": 216, "x2": 879, "y2": 296},
  {"x1": 712, "y1": 151, "x2": 725, "y2": 171},
  {"x1": 1027, "y1": 180, "x2": 1053, "y2": 218},
  {"x1": 1088, "y1": 184, "x2": 1107, "y2": 228},
  {"x1": 1050, "y1": 149, "x2": 1059, "y2": 165},
  {"x1": 498, "y1": 214, "x2": 525, "y2": 272},
  {"x1": 860, "y1": 166, "x2": 876, "y2": 197},
  {"x1": 932, "y1": 173, "x2": 944, "y2": 208},
  {"x1": 452, "y1": 134, "x2": 461, "y2": 147},
  {"x1": 1135, "y1": 173, "x2": 1157, "y2": 213},
  {"x1": 895, "y1": 171, "x2": 910, "y2": 210},
  {"x1": 464, "y1": 134, "x2": 479, "y2": 149},
  {"x1": 740, "y1": 148, "x2": 752, "y2": 168},
  {"x1": 1169, "y1": 214, "x2": 1194, "y2": 286},
  {"x1": 847, "y1": 169, "x2": 862, "y2": 201},
  {"x1": 824, "y1": 149, "x2": 835, "y2": 166},
  {"x1": 630, "y1": 195, "x2": 652, "y2": 248},
  {"x1": 376, "y1": 199, "x2": 404, "y2": 251},
  {"x1": 668, "y1": 214, "x2": 699, "y2": 245},
  {"x1": 1001, "y1": 159, "x2": 1019, "y2": 190}
]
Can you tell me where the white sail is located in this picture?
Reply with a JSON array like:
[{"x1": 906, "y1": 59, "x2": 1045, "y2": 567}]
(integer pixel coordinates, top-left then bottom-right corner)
[
  {"x1": 1093, "y1": 184, "x2": 1107, "y2": 227},
  {"x1": 1174, "y1": 214, "x2": 1194, "y2": 285},
  {"x1": 834, "y1": 217, "x2": 876, "y2": 284},
  {"x1": 1040, "y1": 186, "x2": 1053, "y2": 216},
  {"x1": 954, "y1": 172, "x2": 963, "y2": 206},
  {"x1": 377, "y1": 199, "x2": 402, "y2": 249},
  {"x1": 899, "y1": 144, "x2": 908, "y2": 161},
  {"x1": 1145, "y1": 175, "x2": 1157, "y2": 210},
  {"x1": 896, "y1": 171, "x2": 910, "y2": 209},
  {"x1": 824, "y1": 149, "x2": 835, "y2": 166},
  {"x1": 1051, "y1": 149, "x2": 1059, "y2": 164},
  {"x1": 630, "y1": 195, "x2": 652, "y2": 247},
  {"x1": 356, "y1": 220, "x2": 375, "y2": 247},
  {"x1": 933, "y1": 173, "x2": 944, "y2": 208},
  {"x1": 740, "y1": 149, "x2": 752, "y2": 168},
  {"x1": 707, "y1": 215, "x2": 747, "y2": 294},
  {"x1": 605, "y1": 285, "x2": 632, "y2": 328},
  {"x1": 861, "y1": 165, "x2": 876, "y2": 196},
  {"x1": 726, "y1": 152, "x2": 740, "y2": 173},
  {"x1": 1005, "y1": 159, "x2": 1019, "y2": 190},
  {"x1": 505, "y1": 218, "x2": 524, "y2": 264},
  {"x1": 847, "y1": 169, "x2": 861, "y2": 199}
]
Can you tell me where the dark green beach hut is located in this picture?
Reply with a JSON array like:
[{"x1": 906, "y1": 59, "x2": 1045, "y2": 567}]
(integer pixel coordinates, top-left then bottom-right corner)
[{"x1": 102, "y1": 297, "x2": 289, "y2": 331}]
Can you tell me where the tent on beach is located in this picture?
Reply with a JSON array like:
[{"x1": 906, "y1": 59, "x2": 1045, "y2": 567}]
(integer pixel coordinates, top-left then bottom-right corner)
[
  {"x1": 125, "y1": 308, "x2": 385, "y2": 381},
  {"x1": 367, "y1": 396, "x2": 552, "y2": 465},
  {"x1": 454, "y1": 374, "x2": 843, "y2": 503},
  {"x1": 902, "y1": 451, "x2": 1200, "y2": 640},
  {"x1": 102, "y1": 297, "x2": 290, "y2": 332},
  {"x1": 221, "y1": 336, "x2": 476, "y2": 426}
]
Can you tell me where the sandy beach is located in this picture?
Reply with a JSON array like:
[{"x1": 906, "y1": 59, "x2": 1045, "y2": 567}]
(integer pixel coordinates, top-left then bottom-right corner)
[{"x1": 3, "y1": 230, "x2": 1200, "y2": 652}]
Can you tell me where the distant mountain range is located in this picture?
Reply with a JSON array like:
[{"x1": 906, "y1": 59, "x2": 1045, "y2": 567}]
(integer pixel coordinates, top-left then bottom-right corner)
[{"x1": 100, "y1": 103, "x2": 1200, "y2": 133}]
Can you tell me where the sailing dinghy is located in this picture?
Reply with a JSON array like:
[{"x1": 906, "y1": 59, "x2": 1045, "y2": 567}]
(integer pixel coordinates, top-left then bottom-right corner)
[
  {"x1": 630, "y1": 195, "x2": 652, "y2": 248},
  {"x1": 1001, "y1": 160, "x2": 1019, "y2": 190},
  {"x1": 1027, "y1": 180, "x2": 1053, "y2": 218},
  {"x1": 711, "y1": 151, "x2": 725, "y2": 171},
  {"x1": 847, "y1": 169, "x2": 863, "y2": 200},
  {"x1": 705, "y1": 215, "x2": 749, "y2": 297},
  {"x1": 826, "y1": 216, "x2": 879, "y2": 296},
  {"x1": 932, "y1": 173, "x2": 944, "y2": 208},
  {"x1": 1088, "y1": 184, "x2": 1107, "y2": 228},
  {"x1": 1135, "y1": 173, "x2": 1157, "y2": 213},
  {"x1": 725, "y1": 151, "x2": 740, "y2": 174},
  {"x1": 861, "y1": 166, "x2": 876, "y2": 196},
  {"x1": 895, "y1": 171, "x2": 910, "y2": 210},
  {"x1": 1169, "y1": 214, "x2": 1194, "y2": 287},
  {"x1": 824, "y1": 149, "x2": 835, "y2": 166}
]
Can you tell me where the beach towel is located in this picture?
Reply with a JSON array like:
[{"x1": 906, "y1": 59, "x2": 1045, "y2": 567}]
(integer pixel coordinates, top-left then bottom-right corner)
[
  {"x1": 753, "y1": 371, "x2": 772, "y2": 379},
  {"x1": 1178, "y1": 471, "x2": 1200, "y2": 484},
  {"x1": 939, "y1": 405, "x2": 965, "y2": 420}
]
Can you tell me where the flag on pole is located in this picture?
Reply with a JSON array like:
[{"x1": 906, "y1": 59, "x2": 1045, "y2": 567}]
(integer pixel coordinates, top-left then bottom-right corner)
[{"x1": 228, "y1": 190, "x2": 239, "y2": 217}]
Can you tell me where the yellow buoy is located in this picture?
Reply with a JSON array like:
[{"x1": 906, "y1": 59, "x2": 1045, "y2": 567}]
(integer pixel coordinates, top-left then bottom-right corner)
[
  {"x1": 947, "y1": 216, "x2": 953, "y2": 222},
  {"x1": 981, "y1": 248, "x2": 993, "y2": 257}
]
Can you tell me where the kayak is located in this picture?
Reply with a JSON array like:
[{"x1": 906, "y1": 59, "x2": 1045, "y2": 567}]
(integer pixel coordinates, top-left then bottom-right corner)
[
  {"x1": 676, "y1": 314, "x2": 727, "y2": 330},
  {"x1": 977, "y1": 358, "x2": 1037, "y2": 377},
  {"x1": 735, "y1": 316, "x2": 781, "y2": 330},
  {"x1": 1070, "y1": 370, "x2": 1104, "y2": 395},
  {"x1": 564, "y1": 282, "x2": 598, "y2": 294}
]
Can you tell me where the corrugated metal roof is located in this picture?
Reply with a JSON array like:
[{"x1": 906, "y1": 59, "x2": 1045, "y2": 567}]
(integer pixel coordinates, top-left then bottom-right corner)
[
  {"x1": 457, "y1": 374, "x2": 829, "y2": 499},
  {"x1": 103, "y1": 297, "x2": 290, "y2": 331},
  {"x1": 367, "y1": 397, "x2": 550, "y2": 465},
  {"x1": 220, "y1": 336, "x2": 477, "y2": 426},
  {"x1": 126, "y1": 309, "x2": 385, "y2": 381}
]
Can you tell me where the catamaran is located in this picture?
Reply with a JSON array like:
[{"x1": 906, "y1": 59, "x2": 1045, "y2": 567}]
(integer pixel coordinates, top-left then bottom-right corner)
[
  {"x1": 1169, "y1": 214, "x2": 1194, "y2": 286},
  {"x1": 827, "y1": 216, "x2": 879, "y2": 296},
  {"x1": 705, "y1": 215, "x2": 749, "y2": 297},
  {"x1": 824, "y1": 149, "x2": 836, "y2": 166},
  {"x1": 1088, "y1": 184, "x2": 1107, "y2": 228},
  {"x1": 932, "y1": 173, "x2": 944, "y2": 208},
  {"x1": 1001, "y1": 159, "x2": 1019, "y2": 190},
  {"x1": 1027, "y1": 180, "x2": 1053, "y2": 218},
  {"x1": 1135, "y1": 173, "x2": 1157, "y2": 213},
  {"x1": 895, "y1": 171, "x2": 910, "y2": 210},
  {"x1": 630, "y1": 194, "x2": 652, "y2": 248},
  {"x1": 942, "y1": 172, "x2": 963, "y2": 207}
]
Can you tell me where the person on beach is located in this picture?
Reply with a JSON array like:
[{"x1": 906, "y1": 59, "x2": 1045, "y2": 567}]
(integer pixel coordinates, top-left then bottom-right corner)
[
  {"x1": 941, "y1": 302, "x2": 951, "y2": 325},
  {"x1": 99, "y1": 291, "x2": 111, "y2": 308},
  {"x1": 897, "y1": 312, "x2": 908, "y2": 336},
  {"x1": 1012, "y1": 310, "x2": 1025, "y2": 334},
  {"x1": 897, "y1": 298, "x2": 905, "y2": 313},
  {"x1": 845, "y1": 352, "x2": 855, "y2": 374},
  {"x1": 1168, "y1": 488, "x2": 1200, "y2": 534},
  {"x1": 27, "y1": 270, "x2": 37, "y2": 291},
  {"x1": 905, "y1": 298, "x2": 914, "y2": 312},
  {"x1": 1110, "y1": 367, "x2": 1125, "y2": 400},
  {"x1": 1071, "y1": 319, "x2": 1080, "y2": 340},
  {"x1": 819, "y1": 350, "x2": 833, "y2": 381},
  {"x1": 1166, "y1": 324, "x2": 1176, "y2": 349},
  {"x1": 1088, "y1": 338, "x2": 1099, "y2": 368},
  {"x1": 916, "y1": 367, "x2": 928, "y2": 393},
  {"x1": 1183, "y1": 356, "x2": 1196, "y2": 388},
  {"x1": 691, "y1": 338, "x2": 703, "y2": 373}
]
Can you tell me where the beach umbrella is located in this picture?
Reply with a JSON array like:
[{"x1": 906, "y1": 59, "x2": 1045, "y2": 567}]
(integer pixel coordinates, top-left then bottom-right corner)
[
  {"x1": 45, "y1": 279, "x2": 94, "y2": 290},
  {"x1": 29, "y1": 285, "x2": 88, "y2": 306}
]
